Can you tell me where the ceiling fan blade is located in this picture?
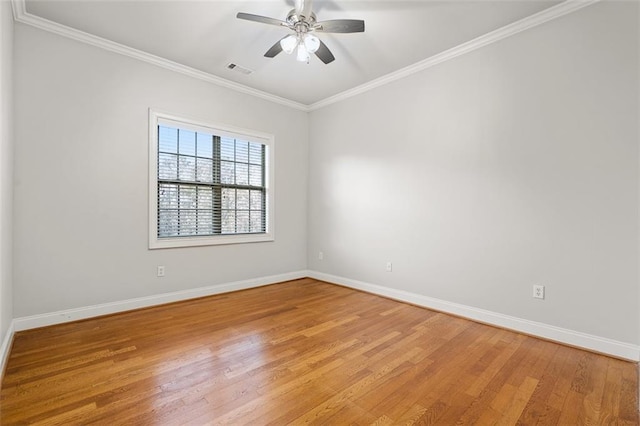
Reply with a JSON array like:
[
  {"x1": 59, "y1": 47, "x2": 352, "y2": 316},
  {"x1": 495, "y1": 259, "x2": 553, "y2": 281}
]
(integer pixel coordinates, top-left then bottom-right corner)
[
  {"x1": 236, "y1": 12, "x2": 287, "y2": 27},
  {"x1": 315, "y1": 19, "x2": 365, "y2": 33},
  {"x1": 264, "y1": 38, "x2": 285, "y2": 58},
  {"x1": 315, "y1": 40, "x2": 335, "y2": 64}
]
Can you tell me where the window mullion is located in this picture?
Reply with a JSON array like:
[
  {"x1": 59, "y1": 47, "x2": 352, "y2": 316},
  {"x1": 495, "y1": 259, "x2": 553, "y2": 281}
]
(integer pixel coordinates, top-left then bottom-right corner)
[
  {"x1": 213, "y1": 135, "x2": 222, "y2": 234},
  {"x1": 176, "y1": 129, "x2": 182, "y2": 235},
  {"x1": 233, "y1": 139, "x2": 237, "y2": 233},
  {"x1": 194, "y1": 132, "x2": 199, "y2": 235},
  {"x1": 262, "y1": 144, "x2": 266, "y2": 232}
]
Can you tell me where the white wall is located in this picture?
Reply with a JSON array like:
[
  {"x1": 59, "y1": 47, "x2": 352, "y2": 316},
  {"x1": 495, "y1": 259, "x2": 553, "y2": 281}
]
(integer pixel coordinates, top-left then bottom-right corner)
[
  {"x1": 308, "y1": 1, "x2": 639, "y2": 345},
  {"x1": 0, "y1": 0, "x2": 14, "y2": 348},
  {"x1": 13, "y1": 24, "x2": 308, "y2": 317},
  {"x1": 8, "y1": 1, "x2": 640, "y2": 355}
]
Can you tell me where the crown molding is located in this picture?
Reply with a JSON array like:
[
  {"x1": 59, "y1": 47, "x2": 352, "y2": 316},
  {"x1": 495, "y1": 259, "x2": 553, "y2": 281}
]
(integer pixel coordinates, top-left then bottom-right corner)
[
  {"x1": 9, "y1": 0, "x2": 309, "y2": 112},
  {"x1": 10, "y1": 0, "x2": 23, "y2": 21},
  {"x1": 307, "y1": 0, "x2": 600, "y2": 111},
  {"x1": 10, "y1": 0, "x2": 598, "y2": 112}
]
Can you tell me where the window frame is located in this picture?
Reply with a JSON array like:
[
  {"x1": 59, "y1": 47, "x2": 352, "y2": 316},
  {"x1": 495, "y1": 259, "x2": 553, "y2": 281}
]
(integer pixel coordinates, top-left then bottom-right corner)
[{"x1": 148, "y1": 109, "x2": 275, "y2": 249}]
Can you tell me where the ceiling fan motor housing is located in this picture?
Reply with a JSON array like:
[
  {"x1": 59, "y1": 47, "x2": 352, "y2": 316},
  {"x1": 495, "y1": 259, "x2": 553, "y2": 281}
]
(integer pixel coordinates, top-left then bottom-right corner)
[{"x1": 286, "y1": 9, "x2": 317, "y2": 33}]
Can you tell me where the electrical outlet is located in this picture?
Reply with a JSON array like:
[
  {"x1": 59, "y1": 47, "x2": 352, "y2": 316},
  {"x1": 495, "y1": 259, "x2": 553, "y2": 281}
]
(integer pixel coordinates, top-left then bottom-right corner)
[
  {"x1": 533, "y1": 285, "x2": 544, "y2": 299},
  {"x1": 157, "y1": 266, "x2": 165, "y2": 277},
  {"x1": 319, "y1": 251, "x2": 324, "y2": 261},
  {"x1": 386, "y1": 262, "x2": 393, "y2": 272}
]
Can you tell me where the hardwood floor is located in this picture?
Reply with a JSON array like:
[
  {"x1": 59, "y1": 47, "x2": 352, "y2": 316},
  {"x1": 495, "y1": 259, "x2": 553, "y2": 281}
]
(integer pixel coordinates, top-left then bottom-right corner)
[{"x1": 1, "y1": 278, "x2": 637, "y2": 425}]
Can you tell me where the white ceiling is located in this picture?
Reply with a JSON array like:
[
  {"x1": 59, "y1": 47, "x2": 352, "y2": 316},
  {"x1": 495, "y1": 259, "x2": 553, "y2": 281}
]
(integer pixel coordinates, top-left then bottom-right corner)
[{"x1": 23, "y1": 0, "x2": 562, "y2": 106}]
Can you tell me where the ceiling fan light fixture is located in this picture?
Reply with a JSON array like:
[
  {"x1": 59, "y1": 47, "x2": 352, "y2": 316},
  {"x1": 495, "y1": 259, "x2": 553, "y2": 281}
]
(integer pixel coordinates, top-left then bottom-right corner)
[
  {"x1": 296, "y1": 43, "x2": 310, "y2": 62},
  {"x1": 237, "y1": 0, "x2": 365, "y2": 65},
  {"x1": 303, "y1": 34, "x2": 320, "y2": 54},
  {"x1": 280, "y1": 34, "x2": 298, "y2": 54}
]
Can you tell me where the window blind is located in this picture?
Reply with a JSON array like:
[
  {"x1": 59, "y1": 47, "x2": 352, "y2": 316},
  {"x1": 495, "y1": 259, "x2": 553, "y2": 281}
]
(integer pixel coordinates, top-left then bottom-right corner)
[{"x1": 157, "y1": 124, "x2": 266, "y2": 239}]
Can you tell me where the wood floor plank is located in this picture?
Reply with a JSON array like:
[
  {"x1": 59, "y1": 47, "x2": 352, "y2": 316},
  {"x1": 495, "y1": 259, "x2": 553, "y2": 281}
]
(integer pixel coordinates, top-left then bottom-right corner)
[
  {"x1": 359, "y1": 322, "x2": 497, "y2": 421},
  {"x1": 401, "y1": 330, "x2": 502, "y2": 424},
  {"x1": 516, "y1": 344, "x2": 573, "y2": 424},
  {"x1": 0, "y1": 279, "x2": 637, "y2": 424}
]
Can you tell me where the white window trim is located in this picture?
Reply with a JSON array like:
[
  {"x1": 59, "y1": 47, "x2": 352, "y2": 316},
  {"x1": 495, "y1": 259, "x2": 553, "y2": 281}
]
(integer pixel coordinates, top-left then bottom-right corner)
[{"x1": 148, "y1": 109, "x2": 275, "y2": 249}]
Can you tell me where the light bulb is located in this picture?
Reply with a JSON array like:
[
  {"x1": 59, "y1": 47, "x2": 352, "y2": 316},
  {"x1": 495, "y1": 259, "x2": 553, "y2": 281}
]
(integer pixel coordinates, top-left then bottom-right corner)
[
  {"x1": 296, "y1": 43, "x2": 310, "y2": 62},
  {"x1": 280, "y1": 34, "x2": 298, "y2": 55},
  {"x1": 304, "y1": 34, "x2": 320, "y2": 54}
]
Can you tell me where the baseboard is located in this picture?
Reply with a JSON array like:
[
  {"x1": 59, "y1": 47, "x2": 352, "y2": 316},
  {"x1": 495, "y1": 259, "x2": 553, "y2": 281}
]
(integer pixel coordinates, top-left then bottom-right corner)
[
  {"x1": 13, "y1": 271, "x2": 308, "y2": 332},
  {"x1": 0, "y1": 320, "x2": 15, "y2": 379},
  {"x1": 9, "y1": 270, "x2": 639, "y2": 362},
  {"x1": 308, "y1": 270, "x2": 640, "y2": 362}
]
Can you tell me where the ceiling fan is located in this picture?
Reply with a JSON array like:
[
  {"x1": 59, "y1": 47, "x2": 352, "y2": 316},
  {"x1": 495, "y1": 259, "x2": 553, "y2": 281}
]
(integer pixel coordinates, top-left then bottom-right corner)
[{"x1": 236, "y1": 0, "x2": 365, "y2": 64}]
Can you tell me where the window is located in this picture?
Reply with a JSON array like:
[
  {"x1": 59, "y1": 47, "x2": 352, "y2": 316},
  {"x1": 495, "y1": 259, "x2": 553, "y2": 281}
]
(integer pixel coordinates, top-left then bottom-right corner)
[{"x1": 149, "y1": 110, "x2": 274, "y2": 248}]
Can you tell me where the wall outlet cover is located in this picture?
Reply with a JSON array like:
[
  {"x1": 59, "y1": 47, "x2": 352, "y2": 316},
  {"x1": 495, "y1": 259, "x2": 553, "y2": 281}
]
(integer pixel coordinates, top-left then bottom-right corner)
[{"x1": 533, "y1": 285, "x2": 544, "y2": 299}]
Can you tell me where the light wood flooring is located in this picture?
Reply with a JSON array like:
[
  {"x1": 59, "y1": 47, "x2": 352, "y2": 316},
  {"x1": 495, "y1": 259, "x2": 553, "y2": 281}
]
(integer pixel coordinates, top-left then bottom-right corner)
[{"x1": 1, "y1": 278, "x2": 638, "y2": 424}]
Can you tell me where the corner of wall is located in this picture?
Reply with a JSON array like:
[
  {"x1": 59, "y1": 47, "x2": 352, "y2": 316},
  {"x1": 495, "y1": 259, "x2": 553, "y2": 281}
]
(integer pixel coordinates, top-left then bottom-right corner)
[{"x1": 0, "y1": 0, "x2": 15, "y2": 377}]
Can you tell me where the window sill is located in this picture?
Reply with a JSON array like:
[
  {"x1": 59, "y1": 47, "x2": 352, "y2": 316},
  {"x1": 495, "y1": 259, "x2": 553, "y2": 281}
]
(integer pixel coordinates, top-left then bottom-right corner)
[{"x1": 149, "y1": 232, "x2": 274, "y2": 249}]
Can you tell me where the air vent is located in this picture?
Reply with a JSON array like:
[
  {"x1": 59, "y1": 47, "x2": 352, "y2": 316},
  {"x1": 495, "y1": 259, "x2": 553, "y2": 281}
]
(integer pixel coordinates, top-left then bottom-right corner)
[{"x1": 226, "y1": 63, "x2": 253, "y2": 75}]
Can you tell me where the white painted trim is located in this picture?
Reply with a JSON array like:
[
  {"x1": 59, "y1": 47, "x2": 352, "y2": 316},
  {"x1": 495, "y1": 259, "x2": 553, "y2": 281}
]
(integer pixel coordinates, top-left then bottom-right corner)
[
  {"x1": 10, "y1": 0, "x2": 599, "y2": 111},
  {"x1": 308, "y1": 271, "x2": 640, "y2": 362},
  {"x1": 13, "y1": 271, "x2": 307, "y2": 332},
  {"x1": 8, "y1": 271, "x2": 639, "y2": 362},
  {"x1": 9, "y1": 0, "x2": 308, "y2": 112},
  {"x1": 148, "y1": 109, "x2": 276, "y2": 249},
  {"x1": 0, "y1": 320, "x2": 15, "y2": 378},
  {"x1": 10, "y1": 0, "x2": 21, "y2": 21},
  {"x1": 307, "y1": 0, "x2": 600, "y2": 111}
]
